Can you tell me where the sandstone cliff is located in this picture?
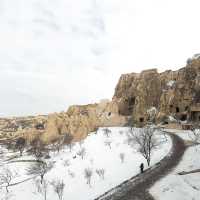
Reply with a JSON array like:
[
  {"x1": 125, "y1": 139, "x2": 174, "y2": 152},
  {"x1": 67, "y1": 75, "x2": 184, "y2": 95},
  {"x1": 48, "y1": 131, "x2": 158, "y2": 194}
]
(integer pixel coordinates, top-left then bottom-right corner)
[
  {"x1": 0, "y1": 100, "x2": 127, "y2": 143},
  {"x1": 1, "y1": 55, "x2": 200, "y2": 143},
  {"x1": 113, "y1": 55, "x2": 200, "y2": 124}
]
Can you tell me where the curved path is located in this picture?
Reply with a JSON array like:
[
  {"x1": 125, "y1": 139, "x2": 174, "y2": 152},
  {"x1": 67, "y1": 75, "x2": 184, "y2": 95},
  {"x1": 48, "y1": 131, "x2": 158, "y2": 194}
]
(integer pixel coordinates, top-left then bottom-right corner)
[{"x1": 95, "y1": 132, "x2": 186, "y2": 200}]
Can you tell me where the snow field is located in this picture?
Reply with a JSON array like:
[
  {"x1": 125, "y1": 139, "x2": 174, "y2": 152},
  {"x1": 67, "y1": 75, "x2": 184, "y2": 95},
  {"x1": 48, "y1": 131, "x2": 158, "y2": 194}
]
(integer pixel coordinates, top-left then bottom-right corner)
[
  {"x1": 150, "y1": 130, "x2": 200, "y2": 200},
  {"x1": 0, "y1": 127, "x2": 171, "y2": 200}
]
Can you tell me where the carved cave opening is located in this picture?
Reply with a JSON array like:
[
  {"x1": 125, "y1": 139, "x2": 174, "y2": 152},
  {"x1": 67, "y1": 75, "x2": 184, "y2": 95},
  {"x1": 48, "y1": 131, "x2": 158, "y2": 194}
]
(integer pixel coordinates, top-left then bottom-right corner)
[
  {"x1": 180, "y1": 114, "x2": 187, "y2": 121},
  {"x1": 120, "y1": 97, "x2": 136, "y2": 116},
  {"x1": 128, "y1": 97, "x2": 135, "y2": 112},
  {"x1": 169, "y1": 105, "x2": 173, "y2": 112},
  {"x1": 139, "y1": 117, "x2": 144, "y2": 123},
  {"x1": 176, "y1": 107, "x2": 180, "y2": 113}
]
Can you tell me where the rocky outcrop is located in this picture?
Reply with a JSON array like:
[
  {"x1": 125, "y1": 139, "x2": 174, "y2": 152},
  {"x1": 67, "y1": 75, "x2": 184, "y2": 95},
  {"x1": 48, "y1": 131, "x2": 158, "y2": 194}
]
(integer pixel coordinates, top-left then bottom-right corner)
[
  {"x1": 0, "y1": 100, "x2": 127, "y2": 143},
  {"x1": 41, "y1": 100, "x2": 127, "y2": 143},
  {"x1": 113, "y1": 55, "x2": 200, "y2": 125},
  {"x1": 1, "y1": 54, "x2": 200, "y2": 143}
]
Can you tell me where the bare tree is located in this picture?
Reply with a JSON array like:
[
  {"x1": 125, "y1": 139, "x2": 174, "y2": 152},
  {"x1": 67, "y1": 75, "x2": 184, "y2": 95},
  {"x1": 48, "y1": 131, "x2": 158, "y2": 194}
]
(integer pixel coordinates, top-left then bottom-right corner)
[
  {"x1": 35, "y1": 179, "x2": 49, "y2": 200},
  {"x1": 103, "y1": 128, "x2": 111, "y2": 138},
  {"x1": 67, "y1": 142, "x2": 75, "y2": 153},
  {"x1": 63, "y1": 160, "x2": 70, "y2": 167},
  {"x1": 126, "y1": 131, "x2": 135, "y2": 147},
  {"x1": 104, "y1": 140, "x2": 112, "y2": 149},
  {"x1": 84, "y1": 168, "x2": 93, "y2": 187},
  {"x1": 27, "y1": 161, "x2": 53, "y2": 184},
  {"x1": 0, "y1": 168, "x2": 17, "y2": 193},
  {"x1": 96, "y1": 169, "x2": 105, "y2": 180},
  {"x1": 30, "y1": 137, "x2": 44, "y2": 160},
  {"x1": 119, "y1": 153, "x2": 125, "y2": 163},
  {"x1": 51, "y1": 180, "x2": 65, "y2": 200},
  {"x1": 51, "y1": 134, "x2": 74, "y2": 154},
  {"x1": 133, "y1": 127, "x2": 160, "y2": 166},
  {"x1": 77, "y1": 148, "x2": 86, "y2": 159},
  {"x1": 52, "y1": 139, "x2": 63, "y2": 153},
  {"x1": 67, "y1": 170, "x2": 75, "y2": 178},
  {"x1": 15, "y1": 137, "x2": 26, "y2": 156},
  {"x1": 63, "y1": 134, "x2": 73, "y2": 145},
  {"x1": 78, "y1": 140, "x2": 84, "y2": 147}
]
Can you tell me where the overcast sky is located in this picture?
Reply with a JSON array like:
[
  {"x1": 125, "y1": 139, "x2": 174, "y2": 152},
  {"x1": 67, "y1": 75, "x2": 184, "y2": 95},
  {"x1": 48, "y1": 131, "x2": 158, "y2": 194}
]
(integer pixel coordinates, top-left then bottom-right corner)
[{"x1": 0, "y1": 0, "x2": 200, "y2": 117}]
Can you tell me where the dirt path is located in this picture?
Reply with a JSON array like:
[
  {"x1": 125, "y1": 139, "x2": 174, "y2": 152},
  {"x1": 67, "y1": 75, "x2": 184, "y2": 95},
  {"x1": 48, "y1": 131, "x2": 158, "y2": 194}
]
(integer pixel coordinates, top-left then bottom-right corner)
[{"x1": 95, "y1": 132, "x2": 186, "y2": 200}]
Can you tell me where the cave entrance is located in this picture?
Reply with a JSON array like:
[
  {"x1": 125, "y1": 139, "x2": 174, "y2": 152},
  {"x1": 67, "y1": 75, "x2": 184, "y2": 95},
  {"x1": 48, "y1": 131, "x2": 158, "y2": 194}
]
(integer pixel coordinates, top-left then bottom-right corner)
[
  {"x1": 169, "y1": 105, "x2": 173, "y2": 112},
  {"x1": 163, "y1": 121, "x2": 169, "y2": 125},
  {"x1": 180, "y1": 114, "x2": 187, "y2": 121},
  {"x1": 128, "y1": 97, "x2": 135, "y2": 113},
  {"x1": 139, "y1": 117, "x2": 144, "y2": 123},
  {"x1": 176, "y1": 107, "x2": 180, "y2": 113},
  {"x1": 35, "y1": 124, "x2": 45, "y2": 130}
]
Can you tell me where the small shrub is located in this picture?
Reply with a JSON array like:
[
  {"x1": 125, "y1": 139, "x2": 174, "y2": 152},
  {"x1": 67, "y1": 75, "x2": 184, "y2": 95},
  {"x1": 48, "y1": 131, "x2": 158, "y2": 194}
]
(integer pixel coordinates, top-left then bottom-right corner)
[
  {"x1": 104, "y1": 140, "x2": 112, "y2": 149},
  {"x1": 51, "y1": 179, "x2": 65, "y2": 200},
  {"x1": 119, "y1": 153, "x2": 125, "y2": 163},
  {"x1": 68, "y1": 170, "x2": 75, "y2": 178},
  {"x1": 63, "y1": 160, "x2": 70, "y2": 167},
  {"x1": 84, "y1": 168, "x2": 93, "y2": 187},
  {"x1": 103, "y1": 128, "x2": 111, "y2": 138},
  {"x1": 96, "y1": 169, "x2": 105, "y2": 180},
  {"x1": 77, "y1": 148, "x2": 86, "y2": 159}
]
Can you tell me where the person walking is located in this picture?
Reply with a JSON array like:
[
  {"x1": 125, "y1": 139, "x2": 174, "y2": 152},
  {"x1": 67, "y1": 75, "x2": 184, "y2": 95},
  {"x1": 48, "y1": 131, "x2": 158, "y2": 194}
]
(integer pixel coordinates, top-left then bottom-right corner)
[{"x1": 140, "y1": 163, "x2": 144, "y2": 173}]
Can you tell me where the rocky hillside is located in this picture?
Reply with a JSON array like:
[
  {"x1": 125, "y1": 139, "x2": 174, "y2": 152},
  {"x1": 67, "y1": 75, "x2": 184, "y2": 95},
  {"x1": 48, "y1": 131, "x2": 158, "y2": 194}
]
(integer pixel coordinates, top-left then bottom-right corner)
[
  {"x1": 0, "y1": 100, "x2": 127, "y2": 144},
  {"x1": 113, "y1": 54, "x2": 200, "y2": 124},
  {"x1": 1, "y1": 55, "x2": 200, "y2": 143}
]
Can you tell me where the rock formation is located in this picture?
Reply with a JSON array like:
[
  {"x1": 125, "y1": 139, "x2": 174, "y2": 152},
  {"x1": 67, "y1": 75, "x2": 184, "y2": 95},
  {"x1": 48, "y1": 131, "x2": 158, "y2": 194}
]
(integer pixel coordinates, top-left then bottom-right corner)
[
  {"x1": 0, "y1": 100, "x2": 127, "y2": 143},
  {"x1": 113, "y1": 54, "x2": 200, "y2": 125},
  {"x1": 1, "y1": 54, "x2": 200, "y2": 143}
]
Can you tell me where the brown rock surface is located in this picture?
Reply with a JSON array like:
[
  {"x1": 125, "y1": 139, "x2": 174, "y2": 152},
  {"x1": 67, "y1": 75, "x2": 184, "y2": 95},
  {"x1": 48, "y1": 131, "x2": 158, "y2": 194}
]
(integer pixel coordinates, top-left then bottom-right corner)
[
  {"x1": 0, "y1": 100, "x2": 127, "y2": 143},
  {"x1": 113, "y1": 55, "x2": 200, "y2": 124},
  {"x1": 1, "y1": 55, "x2": 200, "y2": 143}
]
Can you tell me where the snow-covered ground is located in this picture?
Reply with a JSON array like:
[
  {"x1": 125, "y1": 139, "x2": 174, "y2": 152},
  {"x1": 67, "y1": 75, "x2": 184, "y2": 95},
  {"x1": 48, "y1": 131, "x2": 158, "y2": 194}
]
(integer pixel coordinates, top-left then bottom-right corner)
[
  {"x1": 0, "y1": 127, "x2": 171, "y2": 200},
  {"x1": 150, "y1": 129, "x2": 200, "y2": 200}
]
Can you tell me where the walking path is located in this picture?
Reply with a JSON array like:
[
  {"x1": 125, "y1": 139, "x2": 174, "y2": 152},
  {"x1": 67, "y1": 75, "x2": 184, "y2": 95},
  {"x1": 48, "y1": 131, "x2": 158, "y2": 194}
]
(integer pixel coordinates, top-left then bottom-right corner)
[{"x1": 95, "y1": 132, "x2": 186, "y2": 200}]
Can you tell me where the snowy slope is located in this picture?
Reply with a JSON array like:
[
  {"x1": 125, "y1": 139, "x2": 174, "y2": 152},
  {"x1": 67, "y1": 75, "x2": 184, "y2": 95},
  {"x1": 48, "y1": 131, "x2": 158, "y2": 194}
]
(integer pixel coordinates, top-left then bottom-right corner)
[
  {"x1": 150, "y1": 130, "x2": 200, "y2": 200},
  {"x1": 0, "y1": 127, "x2": 171, "y2": 200}
]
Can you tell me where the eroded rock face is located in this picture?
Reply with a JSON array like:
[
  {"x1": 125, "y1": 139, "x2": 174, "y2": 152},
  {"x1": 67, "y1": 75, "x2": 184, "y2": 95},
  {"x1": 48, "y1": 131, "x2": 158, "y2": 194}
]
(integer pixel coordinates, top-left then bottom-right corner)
[
  {"x1": 113, "y1": 69, "x2": 163, "y2": 121},
  {"x1": 42, "y1": 100, "x2": 127, "y2": 142},
  {"x1": 113, "y1": 56, "x2": 200, "y2": 124},
  {"x1": 0, "y1": 100, "x2": 127, "y2": 143},
  {"x1": 1, "y1": 55, "x2": 200, "y2": 143},
  {"x1": 0, "y1": 116, "x2": 47, "y2": 142}
]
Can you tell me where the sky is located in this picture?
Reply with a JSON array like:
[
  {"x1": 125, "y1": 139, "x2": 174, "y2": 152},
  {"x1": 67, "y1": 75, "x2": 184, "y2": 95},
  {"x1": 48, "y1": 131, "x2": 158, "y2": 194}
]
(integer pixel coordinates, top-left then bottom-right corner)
[{"x1": 0, "y1": 0, "x2": 200, "y2": 117}]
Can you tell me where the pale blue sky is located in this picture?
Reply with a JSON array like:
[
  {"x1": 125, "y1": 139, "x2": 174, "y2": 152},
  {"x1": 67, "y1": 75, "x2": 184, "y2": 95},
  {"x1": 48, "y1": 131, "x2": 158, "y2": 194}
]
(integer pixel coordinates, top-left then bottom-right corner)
[{"x1": 0, "y1": 0, "x2": 200, "y2": 116}]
